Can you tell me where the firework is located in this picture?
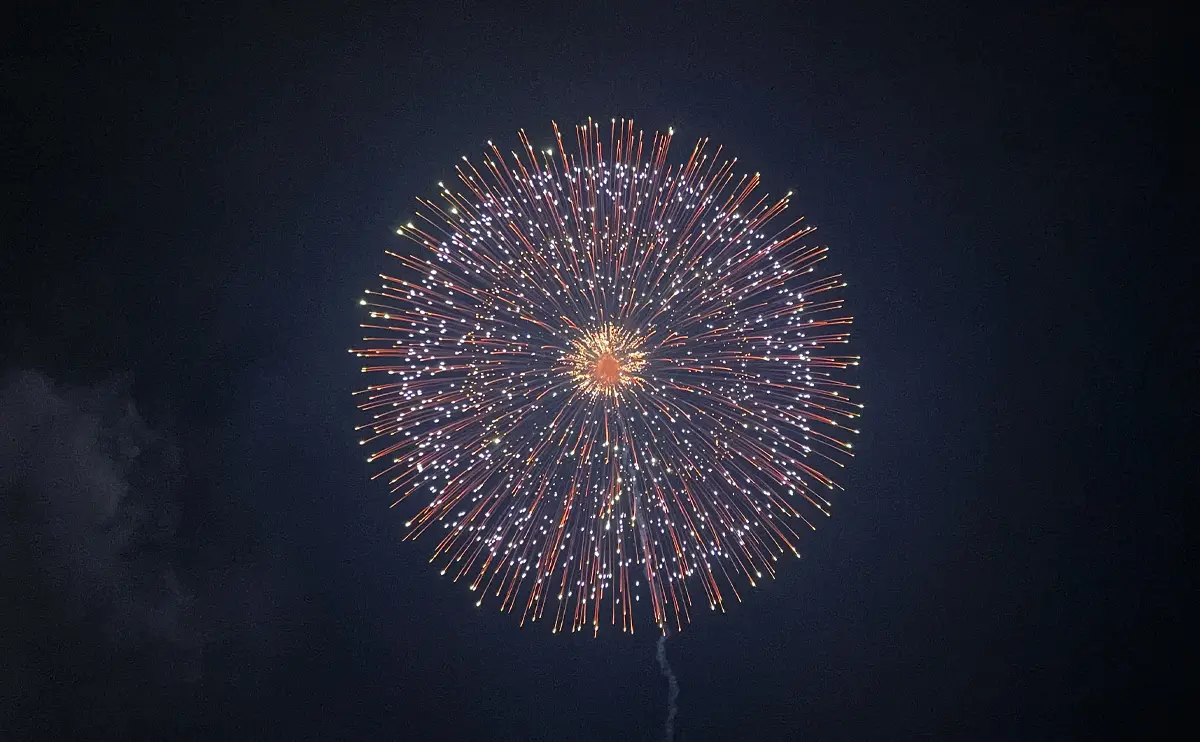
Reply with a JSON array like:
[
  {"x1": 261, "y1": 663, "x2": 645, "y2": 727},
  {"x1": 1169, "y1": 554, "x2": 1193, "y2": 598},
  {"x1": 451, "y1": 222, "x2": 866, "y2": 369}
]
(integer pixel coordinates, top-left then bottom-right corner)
[{"x1": 352, "y1": 119, "x2": 860, "y2": 634}]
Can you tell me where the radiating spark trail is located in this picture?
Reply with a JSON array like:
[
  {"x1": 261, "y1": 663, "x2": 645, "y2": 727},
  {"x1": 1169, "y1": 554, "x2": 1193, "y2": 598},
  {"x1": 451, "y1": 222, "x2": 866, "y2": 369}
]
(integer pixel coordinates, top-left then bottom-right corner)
[{"x1": 352, "y1": 118, "x2": 861, "y2": 634}]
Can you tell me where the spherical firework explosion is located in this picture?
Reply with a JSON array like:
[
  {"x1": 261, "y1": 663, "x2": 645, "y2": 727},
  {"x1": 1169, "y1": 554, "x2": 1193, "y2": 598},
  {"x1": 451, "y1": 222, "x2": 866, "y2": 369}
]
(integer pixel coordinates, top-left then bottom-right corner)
[{"x1": 352, "y1": 119, "x2": 860, "y2": 634}]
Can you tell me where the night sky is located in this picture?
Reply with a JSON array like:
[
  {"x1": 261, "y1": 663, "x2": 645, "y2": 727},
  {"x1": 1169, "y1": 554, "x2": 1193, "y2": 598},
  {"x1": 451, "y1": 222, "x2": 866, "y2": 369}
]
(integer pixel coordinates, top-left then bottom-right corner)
[{"x1": 2, "y1": 2, "x2": 1176, "y2": 740}]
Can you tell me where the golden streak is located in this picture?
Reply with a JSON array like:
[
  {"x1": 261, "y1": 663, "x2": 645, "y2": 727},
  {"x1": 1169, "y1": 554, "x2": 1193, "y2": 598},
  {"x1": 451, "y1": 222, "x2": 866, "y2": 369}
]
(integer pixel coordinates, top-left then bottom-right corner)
[{"x1": 559, "y1": 324, "x2": 649, "y2": 399}]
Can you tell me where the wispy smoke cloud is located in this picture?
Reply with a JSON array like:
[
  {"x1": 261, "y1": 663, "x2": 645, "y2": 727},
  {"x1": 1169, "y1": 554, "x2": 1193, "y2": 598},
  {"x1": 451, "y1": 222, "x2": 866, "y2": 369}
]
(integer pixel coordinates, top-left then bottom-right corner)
[
  {"x1": 1, "y1": 369, "x2": 295, "y2": 733},
  {"x1": 1, "y1": 370, "x2": 199, "y2": 656}
]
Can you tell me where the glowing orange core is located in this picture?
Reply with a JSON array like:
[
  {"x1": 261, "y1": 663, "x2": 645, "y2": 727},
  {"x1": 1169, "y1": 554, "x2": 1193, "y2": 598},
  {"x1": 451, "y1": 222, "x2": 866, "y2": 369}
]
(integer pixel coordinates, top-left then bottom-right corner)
[{"x1": 593, "y1": 354, "x2": 622, "y2": 387}]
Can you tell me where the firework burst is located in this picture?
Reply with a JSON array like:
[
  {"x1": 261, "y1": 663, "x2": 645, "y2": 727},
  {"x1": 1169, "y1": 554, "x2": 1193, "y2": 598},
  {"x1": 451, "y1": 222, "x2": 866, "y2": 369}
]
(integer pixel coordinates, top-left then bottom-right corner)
[{"x1": 352, "y1": 118, "x2": 860, "y2": 634}]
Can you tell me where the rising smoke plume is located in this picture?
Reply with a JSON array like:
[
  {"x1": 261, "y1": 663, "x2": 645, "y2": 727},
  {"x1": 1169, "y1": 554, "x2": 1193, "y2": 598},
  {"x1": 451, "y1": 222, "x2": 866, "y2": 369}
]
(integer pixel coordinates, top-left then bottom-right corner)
[{"x1": 656, "y1": 632, "x2": 680, "y2": 742}]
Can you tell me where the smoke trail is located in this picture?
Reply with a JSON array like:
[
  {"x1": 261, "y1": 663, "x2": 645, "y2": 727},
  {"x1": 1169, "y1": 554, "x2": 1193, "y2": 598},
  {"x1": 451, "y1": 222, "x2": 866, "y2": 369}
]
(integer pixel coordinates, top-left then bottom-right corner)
[{"x1": 656, "y1": 632, "x2": 680, "y2": 742}]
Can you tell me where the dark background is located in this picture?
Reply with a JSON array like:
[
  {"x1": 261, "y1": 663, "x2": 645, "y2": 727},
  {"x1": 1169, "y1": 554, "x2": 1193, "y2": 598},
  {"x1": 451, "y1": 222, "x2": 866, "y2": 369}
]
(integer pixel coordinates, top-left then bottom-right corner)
[{"x1": 2, "y1": 1, "x2": 1178, "y2": 740}]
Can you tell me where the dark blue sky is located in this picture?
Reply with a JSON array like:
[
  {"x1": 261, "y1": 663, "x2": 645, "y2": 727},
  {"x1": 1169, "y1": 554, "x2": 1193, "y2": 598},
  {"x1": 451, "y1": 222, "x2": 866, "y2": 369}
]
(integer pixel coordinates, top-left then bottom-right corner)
[{"x1": 2, "y1": 2, "x2": 1175, "y2": 739}]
